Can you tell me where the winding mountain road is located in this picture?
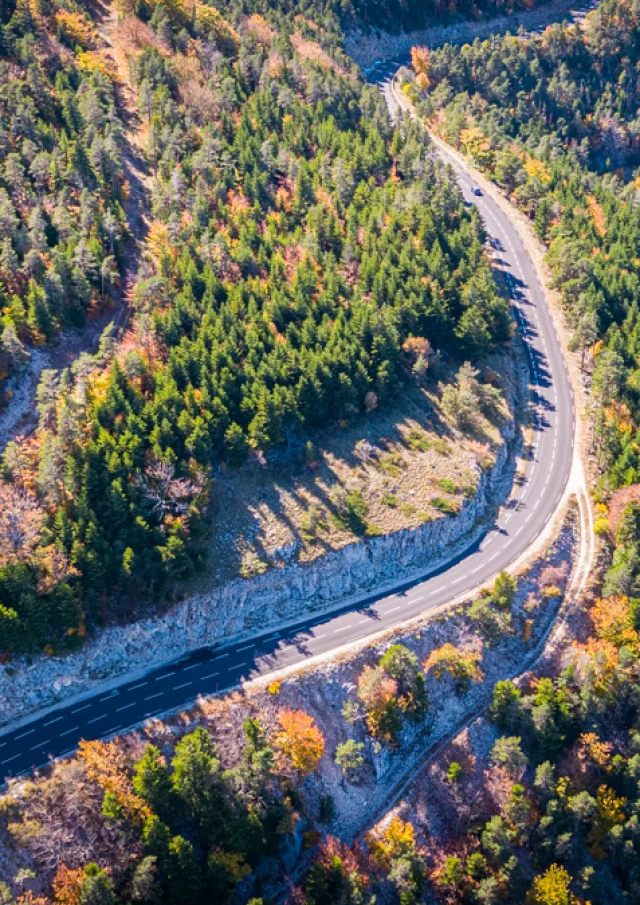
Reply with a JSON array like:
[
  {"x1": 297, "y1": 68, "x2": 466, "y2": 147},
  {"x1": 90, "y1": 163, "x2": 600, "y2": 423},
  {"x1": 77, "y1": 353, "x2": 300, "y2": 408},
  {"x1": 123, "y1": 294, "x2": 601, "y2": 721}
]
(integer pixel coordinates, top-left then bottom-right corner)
[{"x1": 0, "y1": 56, "x2": 577, "y2": 782}]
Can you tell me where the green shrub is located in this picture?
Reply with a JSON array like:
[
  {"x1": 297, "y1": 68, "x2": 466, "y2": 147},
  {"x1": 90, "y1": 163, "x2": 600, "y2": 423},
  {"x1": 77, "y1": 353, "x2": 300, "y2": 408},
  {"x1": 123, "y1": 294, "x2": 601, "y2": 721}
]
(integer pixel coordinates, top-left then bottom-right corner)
[
  {"x1": 431, "y1": 496, "x2": 459, "y2": 515},
  {"x1": 332, "y1": 489, "x2": 370, "y2": 535},
  {"x1": 467, "y1": 598, "x2": 513, "y2": 641},
  {"x1": 240, "y1": 550, "x2": 268, "y2": 578},
  {"x1": 406, "y1": 428, "x2": 429, "y2": 451}
]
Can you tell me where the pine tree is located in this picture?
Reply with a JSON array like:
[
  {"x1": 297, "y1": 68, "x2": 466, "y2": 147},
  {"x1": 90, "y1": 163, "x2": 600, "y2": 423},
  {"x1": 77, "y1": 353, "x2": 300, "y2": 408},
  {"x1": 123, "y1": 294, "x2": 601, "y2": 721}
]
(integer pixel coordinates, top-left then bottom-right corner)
[
  {"x1": 1, "y1": 323, "x2": 28, "y2": 371},
  {"x1": 133, "y1": 745, "x2": 175, "y2": 823},
  {"x1": 27, "y1": 279, "x2": 54, "y2": 341}
]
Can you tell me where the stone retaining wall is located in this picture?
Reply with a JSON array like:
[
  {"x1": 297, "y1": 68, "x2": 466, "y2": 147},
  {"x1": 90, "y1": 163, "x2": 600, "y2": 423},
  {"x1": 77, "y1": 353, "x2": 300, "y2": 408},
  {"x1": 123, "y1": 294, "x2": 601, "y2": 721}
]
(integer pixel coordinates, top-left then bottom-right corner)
[{"x1": 0, "y1": 426, "x2": 513, "y2": 727}]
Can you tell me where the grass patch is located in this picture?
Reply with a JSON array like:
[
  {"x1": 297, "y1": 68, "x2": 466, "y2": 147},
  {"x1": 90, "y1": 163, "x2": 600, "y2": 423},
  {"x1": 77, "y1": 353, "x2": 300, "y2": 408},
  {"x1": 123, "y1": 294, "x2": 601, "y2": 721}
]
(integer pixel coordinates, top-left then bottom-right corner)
[
  {"x1": 378, "y1": 452, "x2": 406, "y2": 478},
  {"x1": 437, "y1": 478, "x2": 460, "y2": 494},
  {"x1": 430, "y1": 496, "x2": 459, "y2": 515},
  {"x1": 401, "y1": 502, "x2": 417, "y2": 517},
  {"x1": 381, "y1": 493, "x2": 400, "y2": 507},
  {"x1": 300, "y1": 504, "x2": 327, "y2": 543},
  {"x1": 426, "y1": 437, "x2": 451, "y2": 456}
]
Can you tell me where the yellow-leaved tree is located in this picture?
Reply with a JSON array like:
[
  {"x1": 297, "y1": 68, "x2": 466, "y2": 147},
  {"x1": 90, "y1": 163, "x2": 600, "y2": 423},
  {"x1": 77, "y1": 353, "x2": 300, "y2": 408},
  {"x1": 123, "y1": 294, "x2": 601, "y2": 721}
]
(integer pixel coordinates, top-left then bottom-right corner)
[
  {"x1": 527, "y1": 864, "x2": 581, "y2": 905},
  {"x1": 367, "y1": 817, "x2": 418, "y2": 870}
]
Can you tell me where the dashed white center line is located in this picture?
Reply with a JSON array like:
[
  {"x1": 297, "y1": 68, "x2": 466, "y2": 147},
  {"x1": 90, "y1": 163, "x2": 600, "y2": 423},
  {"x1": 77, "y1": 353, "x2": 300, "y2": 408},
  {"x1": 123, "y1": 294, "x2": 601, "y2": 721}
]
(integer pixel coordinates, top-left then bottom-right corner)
[
  {"x1": 173, "y1": 682, "x2": 192, "y2": 692},
  {"x1": 155, "y1": 670, "x2": 177, "y2": 681},
  {"x1": 60, "y1": 725, "x2": 80, "y2": 737},
  {"x1": 333, "y1": 625, "x2": 352, "y2": 634},
  {"x1": 71, "y1": 704, "x2": 91, "y2": 714},
  {"x1": 144, "y1": 692, "x2": 163, "y2": 702},
  {"x1": 15, "y1": 729, "x2": 35, "y2": 740},
  {"x1": 128, "y1": 682, "x2": 148, "y2": 691},
  {"x1": 237, "y1": 643, "x2": 255, "y2": 652},
  {"x1": 117, "y1": 702, "x2": 137, "y2": 713},
  {"x1": 201, "y1": 671, "x2": 220, "y2": 681},
  {"x1": 213, "y1": 653, "x2": 229, "y2": 662},
  {"x1": 183, "y1": 663, "x2": 202, "y2": 672},
  {"x1": 31, "y1": 740, "x2": 50, "y2": 751},
  {"x1": 1, "y1": 754, "x2": 20, "y2": 766},
  {"x1": 43, "y1": 716, "x2": 63, "y2": 727},
  {"x1": 386, "y1": 605, "x2": 401, "y2": 613},
  {"x1": 87, "y1": 714, "x2": 108, "y2": 725}
]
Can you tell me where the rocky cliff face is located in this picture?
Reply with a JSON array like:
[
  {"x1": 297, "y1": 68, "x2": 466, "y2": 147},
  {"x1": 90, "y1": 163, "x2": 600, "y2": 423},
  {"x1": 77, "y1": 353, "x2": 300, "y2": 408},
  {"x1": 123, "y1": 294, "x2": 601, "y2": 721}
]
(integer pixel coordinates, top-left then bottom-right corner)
[{"x1": 0, "y1": 432, "x2": 513, "y2": 727}]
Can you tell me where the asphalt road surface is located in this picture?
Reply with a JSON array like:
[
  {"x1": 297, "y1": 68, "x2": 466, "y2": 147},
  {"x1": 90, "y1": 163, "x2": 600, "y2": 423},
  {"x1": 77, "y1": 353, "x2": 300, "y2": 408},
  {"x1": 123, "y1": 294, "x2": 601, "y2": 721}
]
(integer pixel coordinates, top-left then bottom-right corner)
[{"x1": 0, "y1": 66, "x2": 574, "y2": 783}]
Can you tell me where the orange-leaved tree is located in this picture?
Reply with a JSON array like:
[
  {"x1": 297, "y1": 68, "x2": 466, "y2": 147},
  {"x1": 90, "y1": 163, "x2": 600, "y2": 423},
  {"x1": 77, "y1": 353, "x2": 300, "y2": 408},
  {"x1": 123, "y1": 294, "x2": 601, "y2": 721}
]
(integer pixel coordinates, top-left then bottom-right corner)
[
  {"x1": 79, "y1": 739, "x2": 151, "y2": 826},
  {"x1": 52, "y1": 865, "x2": 85, "y2": 905},
  {"x1": 275, "y1": 709, "x2": 325, "y2": 776},
  {"x1": 590, "y1": 595, "x2": 638, "y2": 649},
  {"x1": 410, "y1": 46, "x2": 431, "y2": 92},
  {"x1": 411, "y1": 46, "x2": 430, "y2": 78},
  {"x1": 356, "y1": 665, "x2": 401, "y2": 742}
]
